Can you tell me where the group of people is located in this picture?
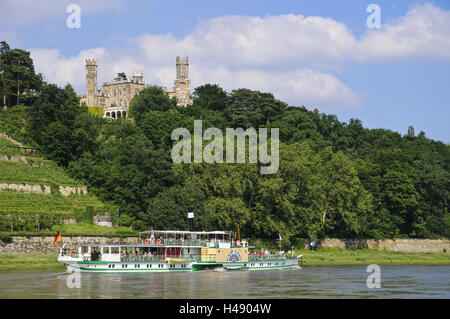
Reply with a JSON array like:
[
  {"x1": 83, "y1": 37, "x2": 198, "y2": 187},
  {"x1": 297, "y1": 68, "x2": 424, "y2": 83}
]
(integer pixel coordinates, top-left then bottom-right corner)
[{"x1": 120, "y1": 249, "x2": 154, "y2": 260}]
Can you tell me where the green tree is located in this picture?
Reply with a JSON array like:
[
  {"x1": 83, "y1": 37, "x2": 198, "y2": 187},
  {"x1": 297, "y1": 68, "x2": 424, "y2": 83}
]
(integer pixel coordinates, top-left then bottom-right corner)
[
  {"x1": 27, "y1": 83, "x2": 97, "y2": 166},
  {"x1": 310, "y1": 147, "x2": 372, "y2": 238},
  {"x1": 129, "y1": 86, "x2": 177, "y2": 125},
  {"x1": 226, "y1": 88, "x2": 287, "y2": 128},
  {"x1": 140, "y1": 108, "x2": 187, "y2": 146},
  {"x1": 192, "y1": 84, "x2": 228, "y2": 111},
  {"x1": 0, "y1": 41, "x2": 42, "y2": 109}
]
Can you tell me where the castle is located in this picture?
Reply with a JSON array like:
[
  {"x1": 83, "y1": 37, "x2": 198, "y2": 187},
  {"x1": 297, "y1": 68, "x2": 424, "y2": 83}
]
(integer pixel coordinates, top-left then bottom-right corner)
[{"x1": 79, "y1": 56, "x2": 191, "y2": 119}]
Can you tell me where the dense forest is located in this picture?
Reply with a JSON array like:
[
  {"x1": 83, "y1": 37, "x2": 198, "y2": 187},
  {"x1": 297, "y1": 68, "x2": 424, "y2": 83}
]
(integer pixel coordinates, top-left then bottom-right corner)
[{"x1": 1, "y1": 42, "x2": 449, "y2": 244}]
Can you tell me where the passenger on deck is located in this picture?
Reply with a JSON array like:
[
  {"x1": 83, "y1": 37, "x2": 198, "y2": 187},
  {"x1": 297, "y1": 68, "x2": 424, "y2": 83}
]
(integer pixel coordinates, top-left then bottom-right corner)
[{"x1": 150, "y1": 232, "x2": 155, "y2": 244}]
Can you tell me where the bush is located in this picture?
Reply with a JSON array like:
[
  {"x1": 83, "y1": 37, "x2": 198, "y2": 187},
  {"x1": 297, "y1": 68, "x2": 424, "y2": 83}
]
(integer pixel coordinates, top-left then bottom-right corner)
[
  {"x1": 292, "y1": 238, "x2": 306, "y2": 250},
  {"x1": 0, "y1": 233, "x2": 13, "y2": 244}
]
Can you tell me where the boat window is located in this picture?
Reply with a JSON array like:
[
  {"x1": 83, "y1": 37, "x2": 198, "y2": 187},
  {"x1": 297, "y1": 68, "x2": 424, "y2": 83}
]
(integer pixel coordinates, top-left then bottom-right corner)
[
  {"x1": 111, "y1": 247, "x2": 119, "y2": 254},
  {"x1": 103, "y1": 247, "x2": 110, "y2": 254},
  {"x1": 81, "y1": 246, "x2": 89, "y2": 254}
]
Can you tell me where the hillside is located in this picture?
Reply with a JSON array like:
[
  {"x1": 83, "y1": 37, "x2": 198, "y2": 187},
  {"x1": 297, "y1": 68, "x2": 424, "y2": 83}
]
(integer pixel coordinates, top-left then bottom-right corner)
[{"x1": 0, "y1": 132, "x2": 127, "y2": 235}]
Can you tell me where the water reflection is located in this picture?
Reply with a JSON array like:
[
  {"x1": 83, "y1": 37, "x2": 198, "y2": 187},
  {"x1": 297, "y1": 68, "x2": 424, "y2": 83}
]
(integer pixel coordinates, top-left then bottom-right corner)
[{"x1": 0, "y1": 265, "x2": 448, "y2": 299}]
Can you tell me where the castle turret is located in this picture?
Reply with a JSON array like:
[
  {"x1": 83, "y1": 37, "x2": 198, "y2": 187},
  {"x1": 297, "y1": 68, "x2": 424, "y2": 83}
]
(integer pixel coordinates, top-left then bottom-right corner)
[
  {"x1": 132, "y1": 72, "x2": 144, "y2": 84},
  {"x1": 174, "y1": 56, "x2": 190, "y2": 106},
  {"x1": 86, "y1": 59, "x2": 98, "y2": 107}
]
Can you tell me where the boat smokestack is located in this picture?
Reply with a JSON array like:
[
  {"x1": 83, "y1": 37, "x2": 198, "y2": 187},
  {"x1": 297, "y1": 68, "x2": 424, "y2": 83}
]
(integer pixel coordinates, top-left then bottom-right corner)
[{"x1": 188, "y1": 210, "x2": 194, "y2": 232}]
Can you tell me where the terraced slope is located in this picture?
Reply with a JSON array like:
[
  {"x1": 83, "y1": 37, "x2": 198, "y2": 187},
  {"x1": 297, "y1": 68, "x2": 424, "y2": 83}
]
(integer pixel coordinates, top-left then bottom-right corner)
[{"x1": 0, "y1": 135, "x2": 115, "y2": 232}]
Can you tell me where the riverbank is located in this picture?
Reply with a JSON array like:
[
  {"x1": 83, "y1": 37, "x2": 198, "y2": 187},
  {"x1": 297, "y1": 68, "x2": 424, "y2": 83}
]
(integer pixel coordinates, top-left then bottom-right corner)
[
  {"x1": 1, "y1": 248, "x2": 449, "y2": 272},
  {"x1": 293, "y1": 248, "x2": 450, "y2": 266},
  {"x1": 0, "y1": 254, "x2": 64, "y2": 272}
]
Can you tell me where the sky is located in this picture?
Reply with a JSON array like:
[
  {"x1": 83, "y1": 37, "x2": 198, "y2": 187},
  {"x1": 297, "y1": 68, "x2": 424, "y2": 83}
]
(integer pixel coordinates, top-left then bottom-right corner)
[{"x1": 1, "y1": 0, "x2": 449, "y2": 142}]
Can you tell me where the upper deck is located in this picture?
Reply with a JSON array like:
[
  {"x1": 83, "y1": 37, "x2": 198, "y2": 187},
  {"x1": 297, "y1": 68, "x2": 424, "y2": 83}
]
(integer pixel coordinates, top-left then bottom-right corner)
[{"x1": 138, "y1": 230, "x2": 248, "y2": 248}]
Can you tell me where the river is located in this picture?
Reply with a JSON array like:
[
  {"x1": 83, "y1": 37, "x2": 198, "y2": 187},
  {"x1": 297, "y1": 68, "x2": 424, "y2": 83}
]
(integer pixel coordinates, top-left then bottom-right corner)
[{"x1": 0, "y1": 265, "x2": 448, "y2": 298}]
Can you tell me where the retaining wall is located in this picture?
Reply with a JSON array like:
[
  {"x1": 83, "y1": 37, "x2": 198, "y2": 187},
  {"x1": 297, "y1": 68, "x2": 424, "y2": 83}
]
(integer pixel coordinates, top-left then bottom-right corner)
[
  {"x1": 306, "y1": 238, "x2": 449, "y2": 253},
  {"x1": 0, "y1": 235, "x2": 138, "y2": 254}
]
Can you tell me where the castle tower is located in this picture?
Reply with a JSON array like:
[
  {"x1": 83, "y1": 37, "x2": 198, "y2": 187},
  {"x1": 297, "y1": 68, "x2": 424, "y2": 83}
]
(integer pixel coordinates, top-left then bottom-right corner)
[
  {"x1": 174, "y1": 56, "x2": 191, "y2": 106},
  {"x1": 85, "y1": 59, "x2": 98, "y2": 107},
  {"x1": 132, "y1": 72, "x2": 144, "y2": 84}
]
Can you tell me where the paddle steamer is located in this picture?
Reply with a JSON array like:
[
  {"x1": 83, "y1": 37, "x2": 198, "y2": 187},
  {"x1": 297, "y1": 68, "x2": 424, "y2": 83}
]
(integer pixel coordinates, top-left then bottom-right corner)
[{"x1": 58, "y1": 229, "x2": 301, "y2": 273}]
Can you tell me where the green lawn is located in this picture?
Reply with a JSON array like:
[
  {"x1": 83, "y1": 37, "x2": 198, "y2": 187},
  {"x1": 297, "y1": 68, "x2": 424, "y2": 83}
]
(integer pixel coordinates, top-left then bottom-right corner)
[
  {"x1": 0, "y1": 254, "x2": 64, "y2": 272},
  {"x1": 292, "y1": 248, "x2": 450, "y2": 266}
]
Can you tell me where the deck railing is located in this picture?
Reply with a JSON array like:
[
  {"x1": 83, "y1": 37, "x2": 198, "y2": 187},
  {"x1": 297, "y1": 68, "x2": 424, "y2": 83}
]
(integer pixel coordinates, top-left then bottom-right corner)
[
  {"x1": 121, "y1": 254, "x2": 186, "y2": 263},
  {"x1": 248, "y1": 254, "x2": 288, "y2": 262},
  {"x1": 140, "y1": 239, "x2": 245, "y2": 248}
]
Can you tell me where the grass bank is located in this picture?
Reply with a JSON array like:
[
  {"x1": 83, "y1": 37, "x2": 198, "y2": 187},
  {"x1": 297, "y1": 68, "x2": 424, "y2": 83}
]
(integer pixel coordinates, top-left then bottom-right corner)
[
  {"x1": 0, "y1": 254, "x2": 63, "y2": 272},
  {"x1": 292, "y1": 248, "x2": 450, "y2": 266}
]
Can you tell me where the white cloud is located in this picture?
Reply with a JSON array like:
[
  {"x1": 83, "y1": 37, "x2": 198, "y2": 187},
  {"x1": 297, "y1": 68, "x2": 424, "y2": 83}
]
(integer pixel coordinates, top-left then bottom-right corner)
[
  {"x1": 27, "y1": 3, "x2": 450, "y2": 111},
  {"x1": 136, "y1": 14, "x2": 356, "y2": 69},
  {"x1": 30, "y1": 48, "x2": 107, "y2": 90},
  {"x1": 190, "y1": 66, "x2": 362, "y2": 110},
  {"x1": 355, "y1": 3, "x2": 450, "y2": 61}
]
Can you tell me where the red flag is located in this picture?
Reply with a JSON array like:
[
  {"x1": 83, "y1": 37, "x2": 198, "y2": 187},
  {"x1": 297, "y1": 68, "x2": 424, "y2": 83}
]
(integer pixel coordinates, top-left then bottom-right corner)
[{"x1": 52, "y1": 230, "x2": 61, "y2": 246}]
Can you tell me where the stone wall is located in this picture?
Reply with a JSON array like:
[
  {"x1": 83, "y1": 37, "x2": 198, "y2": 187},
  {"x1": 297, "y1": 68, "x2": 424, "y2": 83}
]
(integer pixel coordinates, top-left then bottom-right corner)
[
  {"x1": 0, "y1": 183, "x2": 87, "y2": 196},
  {"x1": 58, "y1": 185, "x2": 88, "y2": 196},
  {"x1": 93, "y1": 212, "x2": 112, "y2": 227},
  {"x1": 0, "y1": 236, "x2": 139, "y2": 254},
  {"x1": 306, "y1": 238, "x2": 449, "y2": 253},
  {"x1": 0, "y1": 154, "x2": 28, "y2": 163},
  {"x1": 0, "y1": 133, "x2": 23, "y2": 147},
  {"x1": 0, "y1": 183, "x2": 51, "y2": 194},
  {"x1": 0, "y1": 154, "x2": 47, "y2": 165}
]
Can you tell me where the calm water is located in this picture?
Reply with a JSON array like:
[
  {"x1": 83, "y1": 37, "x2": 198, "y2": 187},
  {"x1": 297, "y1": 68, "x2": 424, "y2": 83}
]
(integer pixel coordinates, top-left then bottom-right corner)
[{"x1": 0, "y1": 265, "x2": 448, "y2": 298}]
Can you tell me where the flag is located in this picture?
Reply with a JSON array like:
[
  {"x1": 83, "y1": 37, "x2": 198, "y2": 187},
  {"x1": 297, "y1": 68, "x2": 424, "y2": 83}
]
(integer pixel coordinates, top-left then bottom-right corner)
[{"x1": 52, "y1": 230, "x2": 62, "y2": 246}]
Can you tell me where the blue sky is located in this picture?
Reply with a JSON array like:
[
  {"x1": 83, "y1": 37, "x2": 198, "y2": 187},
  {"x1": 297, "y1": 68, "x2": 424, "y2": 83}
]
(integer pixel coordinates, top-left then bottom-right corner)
[{"x1": 1, "y1": 0, "x2": 449, "y2": 142}]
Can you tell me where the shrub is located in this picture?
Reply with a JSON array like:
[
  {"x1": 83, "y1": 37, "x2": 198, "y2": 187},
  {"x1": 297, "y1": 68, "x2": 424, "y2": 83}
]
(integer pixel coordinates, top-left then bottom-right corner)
[{"x1": 0, "y1": 233, "x2": 13, "y2": 244}]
